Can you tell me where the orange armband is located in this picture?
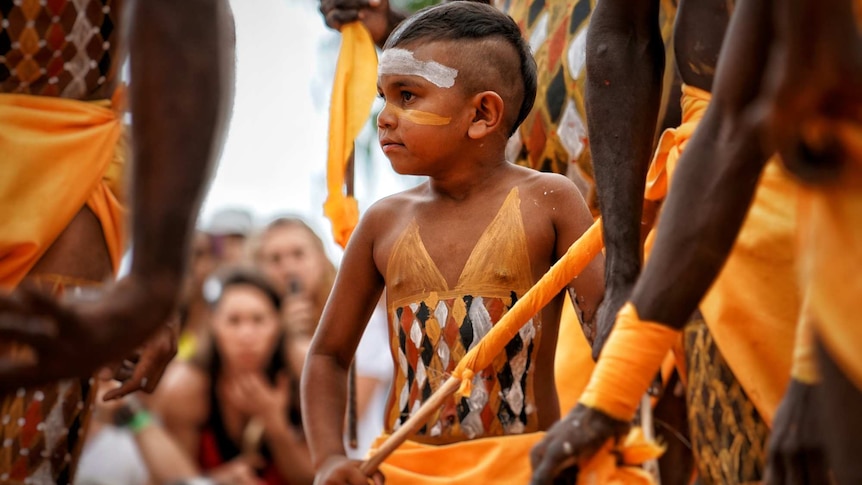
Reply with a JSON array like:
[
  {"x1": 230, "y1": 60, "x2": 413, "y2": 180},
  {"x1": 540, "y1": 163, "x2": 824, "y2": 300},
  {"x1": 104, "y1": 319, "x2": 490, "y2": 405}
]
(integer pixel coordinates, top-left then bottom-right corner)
[{"x1": 579, "y1": 303, "x2": 681, "y2": 421}]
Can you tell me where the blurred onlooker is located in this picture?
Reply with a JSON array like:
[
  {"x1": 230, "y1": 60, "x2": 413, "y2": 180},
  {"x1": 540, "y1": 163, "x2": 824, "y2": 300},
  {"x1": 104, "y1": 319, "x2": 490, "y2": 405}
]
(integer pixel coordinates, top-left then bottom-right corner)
[
  {"x1": 206, "y1": 208, "x2": 255, "y2": 267},
  {"x1": 151, "y1": 269, "x2": 313, "y2": 485},
  {"x1": 75, "y1": 377, "x2": 150, "y2": 485},
  {"x1": 77, "y1": 387, "x2": 204, "y2": 485},
  {"x1": 177, "y1": 231, "x2": 219, "y2": 361},
  {"x1": 252, "y1": 217, "x2": 336, "y2": 375}
]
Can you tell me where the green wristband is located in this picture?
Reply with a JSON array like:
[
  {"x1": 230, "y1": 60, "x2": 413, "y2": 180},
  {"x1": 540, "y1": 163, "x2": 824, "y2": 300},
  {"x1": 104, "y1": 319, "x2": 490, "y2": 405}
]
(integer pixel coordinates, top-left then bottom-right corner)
[{"x1": 128, "y1": 409, "x2": 154, "y2": 434}]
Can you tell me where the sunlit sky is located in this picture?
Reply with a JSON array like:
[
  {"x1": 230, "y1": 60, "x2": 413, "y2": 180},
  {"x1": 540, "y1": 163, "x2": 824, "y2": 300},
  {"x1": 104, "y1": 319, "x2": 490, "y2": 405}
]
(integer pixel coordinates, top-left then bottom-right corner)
[{"x1": 200, "y1": 0, "x2": 414, "y2": 258}]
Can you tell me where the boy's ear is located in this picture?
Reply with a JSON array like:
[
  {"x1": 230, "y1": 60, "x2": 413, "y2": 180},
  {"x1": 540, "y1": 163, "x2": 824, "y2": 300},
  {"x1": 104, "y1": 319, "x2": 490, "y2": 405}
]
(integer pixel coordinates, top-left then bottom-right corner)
[{"x1": 467, "y1": 91, "x2": 505, "y2": 140}]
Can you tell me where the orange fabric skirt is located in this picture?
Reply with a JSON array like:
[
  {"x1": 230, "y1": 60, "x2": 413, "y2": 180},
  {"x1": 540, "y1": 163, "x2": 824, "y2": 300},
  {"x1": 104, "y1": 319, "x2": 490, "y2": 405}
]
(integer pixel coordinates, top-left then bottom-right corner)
[{"x1": 369, "y1": 432, "x2": 545, "y2": 484}]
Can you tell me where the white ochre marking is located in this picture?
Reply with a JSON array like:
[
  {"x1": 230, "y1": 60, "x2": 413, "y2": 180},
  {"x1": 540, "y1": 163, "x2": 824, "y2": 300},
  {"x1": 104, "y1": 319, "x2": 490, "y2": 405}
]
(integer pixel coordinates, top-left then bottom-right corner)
[{"x1": 378, "y1": 48, "x2": 459, "y2": 88}]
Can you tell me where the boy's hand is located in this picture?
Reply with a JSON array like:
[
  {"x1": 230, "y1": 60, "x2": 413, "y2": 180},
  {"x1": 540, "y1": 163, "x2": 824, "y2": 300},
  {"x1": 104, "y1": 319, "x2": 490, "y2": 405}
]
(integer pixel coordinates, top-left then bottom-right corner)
[
  {"x1": 529, "y1": 404, "x2": 629, "y2": 485},
  {"x1": 315, "y1": 455, "x2": 384, "y2": 485}
]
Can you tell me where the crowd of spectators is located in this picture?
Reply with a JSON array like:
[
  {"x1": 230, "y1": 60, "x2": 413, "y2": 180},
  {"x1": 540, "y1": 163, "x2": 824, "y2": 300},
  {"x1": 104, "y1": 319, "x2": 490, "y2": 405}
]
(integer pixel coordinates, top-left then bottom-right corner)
[{"x1": 75, "y1": 208, "x2": 392, "y2": 485}]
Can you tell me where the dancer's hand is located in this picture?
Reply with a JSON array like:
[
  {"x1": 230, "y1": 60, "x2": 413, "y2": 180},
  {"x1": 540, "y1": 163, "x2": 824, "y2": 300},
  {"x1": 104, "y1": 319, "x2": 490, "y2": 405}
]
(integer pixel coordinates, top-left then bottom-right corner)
[
  {"x1": 103, "y1": 315, "x2": 180, "y2": 400},
  {"x1": 315, "y1": 455, "x2": 384, "y2": 485},
  {"x1": 319, "y1": 0, "x2": 400, "y2": 46},
  {"x1": 764, "y1": 379, "x2": 828, "y2": 485},
  {"x1": 530, "y1": 404, "x2": 629, "y2": 485},
  {"x1": 0, "y1": 274, "x2": 180, "y2": 391}
]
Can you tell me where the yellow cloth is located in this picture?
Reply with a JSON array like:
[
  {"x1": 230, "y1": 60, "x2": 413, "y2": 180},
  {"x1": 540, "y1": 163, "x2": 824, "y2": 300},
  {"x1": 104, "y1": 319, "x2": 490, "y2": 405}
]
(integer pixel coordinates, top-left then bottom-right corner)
[
  {"x1": 451, "y1": 220, "x2": 603, "y2": 396},
  {"x1": 797, "y1": 120, "x2": 862, "y2": 389},
  {"x1": 323, "y1": 22, "x2": 378, "y2": 249},
  {"x1": 370, "y1": 432, "x2": 545, "y2": 484},
  {"x1": 644, "y1": 85, "x2": 799, "y2": 426},
  {"x1": 0, "y1": 92, "x2": 127, "y2": 289},
  {"x1": 554, "y1": 296, "x2": 596, "y2": 413}
]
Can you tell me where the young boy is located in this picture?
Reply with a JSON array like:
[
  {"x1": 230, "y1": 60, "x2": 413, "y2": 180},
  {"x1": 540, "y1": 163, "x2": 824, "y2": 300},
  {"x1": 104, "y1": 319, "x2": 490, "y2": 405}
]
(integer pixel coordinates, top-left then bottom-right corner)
[{"x1": 302, "y1": 3, "x2": 603, "y2": 483}]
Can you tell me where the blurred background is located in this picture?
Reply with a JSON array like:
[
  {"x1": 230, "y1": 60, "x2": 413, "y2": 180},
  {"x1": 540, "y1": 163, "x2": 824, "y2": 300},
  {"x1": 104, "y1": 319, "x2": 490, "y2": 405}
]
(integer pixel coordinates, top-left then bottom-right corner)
[{"x1": 200, "y1": 0, "x2": 433, "y2": 262}]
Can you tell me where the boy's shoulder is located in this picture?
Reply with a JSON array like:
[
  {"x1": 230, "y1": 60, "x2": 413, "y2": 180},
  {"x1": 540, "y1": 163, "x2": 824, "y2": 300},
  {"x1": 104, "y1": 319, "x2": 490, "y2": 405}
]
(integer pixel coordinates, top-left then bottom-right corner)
[
  {"x1": 509, "y1": 164, "x2": 580, "y2": 199},
  {"x1": 357, "y1": 184, "x2": 428, "y2": 234},
  {"x1": 365, "y1": 184, "x2": 427, "y2": 216}
]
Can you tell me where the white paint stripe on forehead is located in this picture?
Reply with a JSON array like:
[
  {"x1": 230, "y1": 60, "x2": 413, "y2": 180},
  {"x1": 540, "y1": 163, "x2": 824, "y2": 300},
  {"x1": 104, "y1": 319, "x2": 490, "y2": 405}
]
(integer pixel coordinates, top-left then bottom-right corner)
[{"x1": 378, "y1": 48, "x2": 459, "y2": 89}]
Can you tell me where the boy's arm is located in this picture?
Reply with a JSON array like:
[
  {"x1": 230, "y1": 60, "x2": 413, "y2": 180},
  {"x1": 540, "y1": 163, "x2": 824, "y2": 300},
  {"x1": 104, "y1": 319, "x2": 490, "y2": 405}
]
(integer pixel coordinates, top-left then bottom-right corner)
[
  {"x1": 585, "y1": 0, "x2": 664, "y2": 355},
  {"x1": 301, "y1": 208, "x2": 386, "y2": 483}
]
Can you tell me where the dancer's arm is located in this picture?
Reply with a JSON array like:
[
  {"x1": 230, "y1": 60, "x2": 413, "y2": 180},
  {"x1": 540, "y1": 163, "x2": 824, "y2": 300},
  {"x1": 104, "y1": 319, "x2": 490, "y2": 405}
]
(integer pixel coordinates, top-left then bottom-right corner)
[
  {"x1": 0, "y1": 0, "x2": 235, "y2": 388},
  {"x1": 584, "y1": 0, "x2": 665, "y2": 356},
  {"x1": 531, "y1": 0, "x2": 778, "y2": 481}
]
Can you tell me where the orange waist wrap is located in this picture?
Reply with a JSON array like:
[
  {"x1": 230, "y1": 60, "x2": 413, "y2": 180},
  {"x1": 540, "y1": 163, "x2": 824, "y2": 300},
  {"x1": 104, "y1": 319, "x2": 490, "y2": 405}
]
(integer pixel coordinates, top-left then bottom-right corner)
[
  {"x1": 644, "y1": 84, "x2": 799, "y2": 426},
  {"x1": 0, "y1": 92, "x2": 127, "y2": 289},
  {"x1": 369, "y1": 432, "x2": 545, "y2": 484}
]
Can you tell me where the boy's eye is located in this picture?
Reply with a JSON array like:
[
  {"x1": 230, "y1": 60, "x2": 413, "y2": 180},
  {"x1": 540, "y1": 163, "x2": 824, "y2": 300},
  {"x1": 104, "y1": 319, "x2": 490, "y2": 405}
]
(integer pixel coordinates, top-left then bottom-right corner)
[
  {"x1": 377, "y1": 91, "x2": 385, "y2": 100},
  {"x1": 401, "y1": 91, "x2": 414, "y2": 102}
]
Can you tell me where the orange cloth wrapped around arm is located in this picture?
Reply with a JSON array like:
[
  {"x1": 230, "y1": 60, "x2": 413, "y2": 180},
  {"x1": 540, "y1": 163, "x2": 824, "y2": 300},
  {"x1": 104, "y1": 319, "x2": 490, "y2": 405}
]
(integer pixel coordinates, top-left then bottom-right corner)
[
  {"x1": 579, "y1": 303, "x2": 682, "y2": 422},
  {"x1": 323, "y1": 22, "x2": 378, "y2": 248},
  {"x1": 571, "y1": 303, "x2": 675, "y2": 485}
]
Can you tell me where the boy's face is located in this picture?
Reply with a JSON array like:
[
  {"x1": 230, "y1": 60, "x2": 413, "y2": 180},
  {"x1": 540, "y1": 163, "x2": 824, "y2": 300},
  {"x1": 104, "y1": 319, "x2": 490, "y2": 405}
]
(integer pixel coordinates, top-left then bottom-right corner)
[{"x1": 376, "y1": 42, "x2": 474, "y2": 175}]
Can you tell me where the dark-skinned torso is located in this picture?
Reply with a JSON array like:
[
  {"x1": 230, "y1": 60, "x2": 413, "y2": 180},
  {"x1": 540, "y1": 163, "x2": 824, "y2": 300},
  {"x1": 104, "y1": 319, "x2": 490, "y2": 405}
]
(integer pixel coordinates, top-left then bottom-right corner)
[
  {"x1": 674, "y1": 0, "x2": 733, "y2": 92},
  {"x1": 1, "y1": 0, "x2": 124, "y2": 281}
]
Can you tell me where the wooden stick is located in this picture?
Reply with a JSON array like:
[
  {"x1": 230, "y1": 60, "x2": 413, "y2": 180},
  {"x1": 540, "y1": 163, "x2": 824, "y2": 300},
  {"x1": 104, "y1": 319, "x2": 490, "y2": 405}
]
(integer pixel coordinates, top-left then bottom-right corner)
[
  {"x1": 346, "y1": 149, "x2": 359, "y2": 450},
  {"x1": 360, "y1": 376, "x2": 461, "y2": 475}
]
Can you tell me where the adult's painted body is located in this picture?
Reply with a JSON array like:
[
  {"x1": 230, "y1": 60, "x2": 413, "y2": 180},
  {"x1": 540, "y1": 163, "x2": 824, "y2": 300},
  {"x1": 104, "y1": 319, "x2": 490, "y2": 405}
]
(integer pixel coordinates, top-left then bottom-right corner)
[
  {"x1": 536, "y1": 0, "x2": 800, "y2": 482},
  {"x1": 531, "y1": 0, "x2": 860, "y2": 482},
  {"x1": 0, "y1": 0, "x2": 234, "y2": 482}
]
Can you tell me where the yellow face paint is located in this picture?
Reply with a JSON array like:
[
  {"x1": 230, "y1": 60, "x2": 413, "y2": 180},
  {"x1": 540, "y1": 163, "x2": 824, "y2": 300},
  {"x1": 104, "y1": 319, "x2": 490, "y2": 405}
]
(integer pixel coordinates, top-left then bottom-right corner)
[{"x1": 385, "y1": 103, "x2": 451, "y2": 126}]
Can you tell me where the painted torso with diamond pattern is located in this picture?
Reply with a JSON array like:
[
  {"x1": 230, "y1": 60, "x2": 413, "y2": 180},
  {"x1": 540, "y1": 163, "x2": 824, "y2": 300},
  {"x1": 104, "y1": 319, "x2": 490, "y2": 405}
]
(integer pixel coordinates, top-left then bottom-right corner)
[
  {"x1": 0, "y1": 0, "x2": 121, "y2": 99},
  {"x1": 384, "y1": 188, "x2": 541, "y2": 445}
]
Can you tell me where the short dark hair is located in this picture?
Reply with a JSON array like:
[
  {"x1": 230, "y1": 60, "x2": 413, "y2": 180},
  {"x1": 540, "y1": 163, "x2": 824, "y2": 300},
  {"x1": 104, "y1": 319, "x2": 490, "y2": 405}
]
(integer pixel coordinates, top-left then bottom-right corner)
[{"x1": 384, "y1": 2, "x2": 536, "y2": 136}]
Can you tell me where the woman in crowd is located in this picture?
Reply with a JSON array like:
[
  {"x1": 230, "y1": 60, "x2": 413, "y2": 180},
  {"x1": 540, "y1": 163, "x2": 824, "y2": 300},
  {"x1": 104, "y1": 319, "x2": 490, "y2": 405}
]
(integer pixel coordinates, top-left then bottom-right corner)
[
  {"x1": 152, "y1": 269, "x2": 313, "y2": 485},
  {"x1": 253, "y1": 217, "x2": 336, "y2": 375}
]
